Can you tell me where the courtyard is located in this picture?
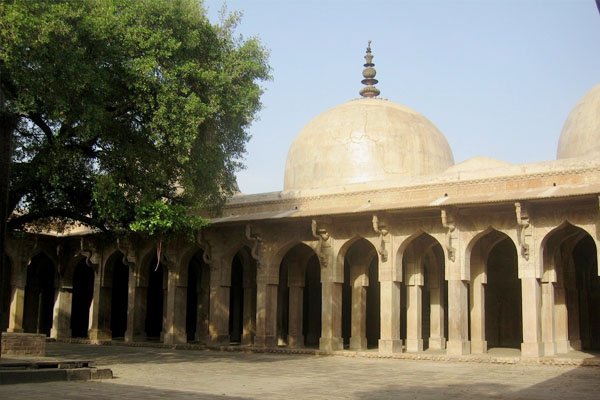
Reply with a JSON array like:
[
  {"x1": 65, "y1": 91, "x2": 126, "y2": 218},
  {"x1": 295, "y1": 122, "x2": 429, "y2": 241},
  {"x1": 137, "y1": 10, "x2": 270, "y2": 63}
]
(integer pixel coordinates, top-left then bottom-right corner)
[{"x1": 1, "y1": 342, "x2": 600, "y2": 399}]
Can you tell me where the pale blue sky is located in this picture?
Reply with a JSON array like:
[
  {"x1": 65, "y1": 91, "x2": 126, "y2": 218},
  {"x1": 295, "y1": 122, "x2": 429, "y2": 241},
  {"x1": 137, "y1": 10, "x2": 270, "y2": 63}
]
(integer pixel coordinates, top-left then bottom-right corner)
[{"x1": 204, "y1": 0, "x2": 600, "y2": 194}]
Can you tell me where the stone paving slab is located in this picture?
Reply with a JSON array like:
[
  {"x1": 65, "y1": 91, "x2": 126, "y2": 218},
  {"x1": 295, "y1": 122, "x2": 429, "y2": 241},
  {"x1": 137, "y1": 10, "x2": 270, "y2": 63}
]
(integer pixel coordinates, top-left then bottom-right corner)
[{"x1": 1, "y1": 342, "x2": 599, "y2": 399}]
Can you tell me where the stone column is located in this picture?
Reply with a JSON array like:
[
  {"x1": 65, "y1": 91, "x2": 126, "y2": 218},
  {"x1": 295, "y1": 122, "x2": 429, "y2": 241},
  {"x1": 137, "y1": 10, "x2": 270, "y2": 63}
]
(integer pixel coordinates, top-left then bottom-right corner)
[
  {"x1": 195, "y1": 266, "x2": 210, "y2": 343},
  {"x1": 163, "y1": 267, "x2": 187, "y2": 345},
  {"x1": 254, "y1": 279, "x2": 277, "y2": 347},
  {"x1": 7, "y1": 262, "x2": 27, "y2": 333},
  {"x1": 520, "y1": 276, "x2": 543, "y2": 357},
  {"x1": 428, "y1": 269, "x2": 446, "y2": 350},
  {"x1": 241, "y1": 283, "x2": 256, "y2": 345},
  {"x1": 319, "y1": 279, "x2": 343, "y2": 351},
  {"x1": 541, "y1": 281, "x2": 556, "y2": 356},
  {"x1": 470, "y1": 262, "x2": 487, "y2": 354},
  {"x1": 553, "y1": 285, "x2": 569, "y2": 353},
  {"x1": 446, "y1": 278, "x2": 470, "y2": 355},
  {"x1": 50, "y1": 282, "x2": 72, "y2": 339},
  {"x1": 287, "y1": 282, "x2": 304, "y2": 348},
  {"x1": 406, "y1": 283, "x2": 423, "y2": 352},
  {"x1": 349, "y1": 282, "x2": 367, "y2": 350},
  {"x1": 378, "y1": 279, "x2": 402, "y2": 354},
  {"x1": 203, "y1": 250, "x2": 229, "y2": 346},
  {"x1": 125, "y1": 266, "x2": 145, "y2": 342},
  {"x1": 88, "y1": 268, "x2": 112, "y2": 342}
]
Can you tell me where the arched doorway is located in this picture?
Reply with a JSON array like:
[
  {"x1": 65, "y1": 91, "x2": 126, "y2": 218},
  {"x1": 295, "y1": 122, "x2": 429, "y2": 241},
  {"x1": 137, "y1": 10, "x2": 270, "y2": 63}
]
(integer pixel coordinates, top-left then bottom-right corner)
[
  {"x1": 186, "y1": 250, "x2": 210, "y2": 343},
  {"x1": 573, "y1": 235, "x2": 600, "y2": 350},
  {"x1": 276, "y1": 243, "x2": 321, "y2": 348},
  {"x1": 70, "y1": 259, "x2": 95, "y2": 338},
  {"x1": 100, "y1": 251, "x2": 130, "y2": 339},
  {"x1": 401, "y1": 234, "x2": 447, "y2": 352},
  {"x1": 0, "y1": 255, "x2": 11, "y2": 332},
  {"x1": 145, "y1": 257, "x2": 165, "y2": 340},
  {"x1": 341, "y1": 238, "x2": 379, "y2": 350},
  {"x1": 229, "y1": 247, "x2": 256, "y2": 344},
  {"x1": 469, "y1": 230, "x2": 522, "y2": 353},
  {"x1": 23, "y1": 253, "x2": 56, "y2": 336},
  {"x1": 303, "y1": 254, "x2": 322, "y2": 347},
  {"x1": 546, "y1": 224, "x2": 600, "y2": 352}
]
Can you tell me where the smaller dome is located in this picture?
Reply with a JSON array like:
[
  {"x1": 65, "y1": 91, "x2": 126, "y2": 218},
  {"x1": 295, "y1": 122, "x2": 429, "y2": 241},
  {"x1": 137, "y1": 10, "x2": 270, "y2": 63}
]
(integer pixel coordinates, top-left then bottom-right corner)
[{"x1": 557, "y1": 84, "x2": 600, "y2": 159}]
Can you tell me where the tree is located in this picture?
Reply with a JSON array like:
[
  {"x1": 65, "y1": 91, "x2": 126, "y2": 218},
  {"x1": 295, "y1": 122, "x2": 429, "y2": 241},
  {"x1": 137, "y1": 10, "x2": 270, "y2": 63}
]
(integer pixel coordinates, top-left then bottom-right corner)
[
  {"x1": 0, "y1": 0, "x2": 269, "y2": 232},
  {"x1": 0, "y1": 0, "x2": 269, "y2": 348}
]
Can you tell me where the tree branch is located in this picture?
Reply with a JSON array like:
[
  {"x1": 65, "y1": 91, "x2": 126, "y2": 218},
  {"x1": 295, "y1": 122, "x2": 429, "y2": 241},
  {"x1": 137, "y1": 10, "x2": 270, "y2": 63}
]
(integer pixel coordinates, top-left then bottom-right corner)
[
  {"x1": 7, "y1": 208, "x2": 106, "y2": 232},
  {"x1": 28, "y1": 113, "x2": 54, "y2": 144}
]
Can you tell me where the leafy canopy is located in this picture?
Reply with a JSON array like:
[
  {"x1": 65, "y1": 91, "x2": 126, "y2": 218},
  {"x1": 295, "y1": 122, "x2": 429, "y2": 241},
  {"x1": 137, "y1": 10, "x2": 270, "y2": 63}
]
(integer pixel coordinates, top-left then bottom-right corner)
[{"x1": 0, "y1": 0, "x2": 270, "y2": 238}]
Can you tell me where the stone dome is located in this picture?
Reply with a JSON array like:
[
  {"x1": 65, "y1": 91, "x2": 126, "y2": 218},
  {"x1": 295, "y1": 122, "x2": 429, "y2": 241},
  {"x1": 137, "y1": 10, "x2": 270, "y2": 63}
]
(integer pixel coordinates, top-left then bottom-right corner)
[
  {"x1": 557, "y1": 84, "x2": 600, "y2": 159},
  {"x1": 283, "y1": 97, "x2": 455, "y2": 191}
]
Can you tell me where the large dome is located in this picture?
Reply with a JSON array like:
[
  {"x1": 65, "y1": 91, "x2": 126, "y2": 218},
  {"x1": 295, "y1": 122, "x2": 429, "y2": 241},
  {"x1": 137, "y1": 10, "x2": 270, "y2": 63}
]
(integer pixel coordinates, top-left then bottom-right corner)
[
  {"x1": 557, "y1": 84, "x2": 600, "y2": 159},
  {"x1": 284, "y1": 97, "x2": 455, "y2": 191}
]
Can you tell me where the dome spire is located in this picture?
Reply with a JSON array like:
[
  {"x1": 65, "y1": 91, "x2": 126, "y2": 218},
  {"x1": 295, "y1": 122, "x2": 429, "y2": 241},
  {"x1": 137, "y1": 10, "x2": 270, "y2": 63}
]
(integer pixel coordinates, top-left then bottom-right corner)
[{"x1": 359, "y1": 40, "x2": 381, "y2": 98}]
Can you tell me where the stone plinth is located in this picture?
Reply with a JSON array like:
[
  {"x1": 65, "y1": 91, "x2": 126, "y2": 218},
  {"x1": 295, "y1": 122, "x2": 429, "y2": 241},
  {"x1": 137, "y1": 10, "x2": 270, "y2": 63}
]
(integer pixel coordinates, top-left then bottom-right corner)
[{"x1": 1, "y1": 332, "x2": 46, "y2": 356}]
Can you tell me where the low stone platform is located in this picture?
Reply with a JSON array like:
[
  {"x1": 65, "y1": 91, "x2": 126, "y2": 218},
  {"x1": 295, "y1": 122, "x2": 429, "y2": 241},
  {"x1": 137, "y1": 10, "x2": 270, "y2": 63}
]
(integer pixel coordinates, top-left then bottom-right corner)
[
  {"x1": 0, "y1": 357, "x2": 113, "y2": 385},
  {"x1": 54, "y1": 338, "x2": 600, "y2": 368}
]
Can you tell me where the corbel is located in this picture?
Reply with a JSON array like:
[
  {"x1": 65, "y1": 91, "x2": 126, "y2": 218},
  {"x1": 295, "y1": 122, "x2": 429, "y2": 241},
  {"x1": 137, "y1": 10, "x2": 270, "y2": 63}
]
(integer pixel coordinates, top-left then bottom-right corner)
[
  {"x1": 245, "y1": 224, "x2": 263, "y2": 263},
  {"x1": 116, "y1": 237, "x2": 136, "y2": 268},
  {"x1": 440, "y1": 208, "x2": 456, "y2": 262},
  {"x1": 372, "y1": 215, "x2": 389, "y2": 262},
  {"x1": 79, "y1": 237, "x2": 101, "y2": 269},
  {"x1": 515, "y1": 202, "x2": 531, "y2": 260},
  {"x1": 196, "y1": 230, "x2": 213, "y2": 264},
  {"x1": 311, "y1": 219, "x2": 332, "y2": 268}
]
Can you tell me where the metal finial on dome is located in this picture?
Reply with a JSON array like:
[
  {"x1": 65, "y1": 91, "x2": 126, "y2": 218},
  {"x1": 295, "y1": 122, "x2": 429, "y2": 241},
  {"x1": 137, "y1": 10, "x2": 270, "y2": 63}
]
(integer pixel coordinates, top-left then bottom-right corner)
[{"x1": 359, "y1": 40, "x2": 380, "y2": 98}]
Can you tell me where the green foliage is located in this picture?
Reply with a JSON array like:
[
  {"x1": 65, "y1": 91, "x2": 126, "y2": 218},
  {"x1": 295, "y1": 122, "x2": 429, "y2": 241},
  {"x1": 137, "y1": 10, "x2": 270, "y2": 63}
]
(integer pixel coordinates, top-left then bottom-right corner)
[
  {"x1": 130, "y1": 200, "x2": 207, "y2": 239},
  {"x1": 0, "y1": 0, "x2": 270, "y2": 238}
]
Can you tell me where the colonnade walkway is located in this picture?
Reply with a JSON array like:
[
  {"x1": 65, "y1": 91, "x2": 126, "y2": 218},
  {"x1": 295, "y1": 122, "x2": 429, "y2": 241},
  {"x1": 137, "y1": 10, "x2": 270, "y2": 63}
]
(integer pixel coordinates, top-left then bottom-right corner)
[{"x1": 2, "y1": 342, "x2": 600, "y2": 399}]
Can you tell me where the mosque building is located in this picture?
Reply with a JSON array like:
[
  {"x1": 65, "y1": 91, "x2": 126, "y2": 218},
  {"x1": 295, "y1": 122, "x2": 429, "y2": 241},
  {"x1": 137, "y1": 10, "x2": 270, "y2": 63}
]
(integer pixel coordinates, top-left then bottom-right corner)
[{"x1": 2, "y1": 44, "x2": 600, "y2": 359}]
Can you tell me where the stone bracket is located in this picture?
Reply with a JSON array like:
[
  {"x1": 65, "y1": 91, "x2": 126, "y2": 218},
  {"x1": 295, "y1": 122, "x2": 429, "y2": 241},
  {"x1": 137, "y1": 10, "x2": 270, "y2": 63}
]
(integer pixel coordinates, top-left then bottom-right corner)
[
  {"x1": 78, "y1": 237, "x2": 101, "y2": 269},
  {"x1": 372, "y1": 215, "x2": 389, "y2": 262},
  {"x1": 440, "y1": 208, "x2": 456, "y2": 262},
  {"x1": 311, "y1": 219, "x2": 332, "y2": 268},
  {"x1": 245, "y1": 224, "x2": 263, "y2": 265},
  {"x1": 196, "y1": 230, "x2": 213, "y2": 265},
  {"x1": 515, "y1": 202, "x2": 531, "y2": 261}
]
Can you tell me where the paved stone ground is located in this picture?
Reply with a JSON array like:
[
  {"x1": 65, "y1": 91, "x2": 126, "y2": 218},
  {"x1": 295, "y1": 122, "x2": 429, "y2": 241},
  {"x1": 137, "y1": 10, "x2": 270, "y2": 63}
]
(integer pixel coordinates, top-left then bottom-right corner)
[{"x1": 2, "y1": 342, "x2": 600, "y2": 399}]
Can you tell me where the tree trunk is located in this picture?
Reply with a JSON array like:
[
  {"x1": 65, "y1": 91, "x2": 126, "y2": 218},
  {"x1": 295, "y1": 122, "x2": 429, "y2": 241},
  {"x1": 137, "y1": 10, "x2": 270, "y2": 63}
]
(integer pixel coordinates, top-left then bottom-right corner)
[{"x1": 0, "y1": 94, "x2": 18, "y2": 360}]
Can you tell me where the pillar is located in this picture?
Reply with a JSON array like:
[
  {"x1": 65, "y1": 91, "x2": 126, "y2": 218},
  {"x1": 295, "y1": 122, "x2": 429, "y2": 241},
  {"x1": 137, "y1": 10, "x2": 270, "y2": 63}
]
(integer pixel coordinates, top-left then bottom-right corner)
[
  {"x1": 125, "y1": 266, "x2": 144, "y2": 342},
  {"x1": 446, "y1": 278, "x2": 470, "y2": 355},
  {"x1": 50, "y1": 284, "x2": 72, "y2": 339},
  {"x1": 378, "y1": 280, "x2": 402, "y2": 354},
  {"x1": 406, "y1": 283, "x2": 423, "y2": 352},
  {"x1": 254, "y1": 280, "x2": 277, "y2": 347},
  {"x1": 163, "y1": 268, "x2": 187, "y2": 345},
  {"x1": 554, "y1": 285, "x2": 569, "y2": 353},
  {"x1": 541, "y1": 281, "x2": 556, "y2": 355},
  {"x1": 428, "y1": 276, "x2": 446, "y2": 350},
  {"x1": 241, "y1": 284, "x2": 256, "y2": 345},
  {"x1": 521, "y1": 276, "x2": 542, "y2": 357},
  {"x1": 470, "y1": 265, "x2": 487, "y2": 353},
  {"x1": 349, "y1": 283, "x2": 367, "y2": 350},
  {"x1": 319, "y1": 280, "x2": 342, "y2": 351},
  {"x1": 287, "y1": 283, "x2": 304, "y2": 347},
  {"x1": 195, "y1": 266, "x2": 210, "y2": 343},
  {"x1": 89, "y1": 269, "x2": 112, "y2": 342},
  {"x1": 7, "y1": 285, "x2": 25, "y2": 333}
]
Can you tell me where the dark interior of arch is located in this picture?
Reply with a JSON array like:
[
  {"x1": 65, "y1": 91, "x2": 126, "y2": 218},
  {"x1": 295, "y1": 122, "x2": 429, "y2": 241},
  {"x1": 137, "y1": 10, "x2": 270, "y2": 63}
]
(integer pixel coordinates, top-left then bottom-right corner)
[
  {"x1": 23, "y1": 253, "x2": 55, "y2": 336},
  {"x1": 145, "y1": 258, "x2": 164, "y2": 339},
  {"x1": 574, "y1": 235, "x2": 600, "y2": 350},
  {"x1": 110, "y1": 253, "x2": 129, "y2": 339},
  {"x1": 71, "y1": 259, "x2": 94, "y2": 338}
]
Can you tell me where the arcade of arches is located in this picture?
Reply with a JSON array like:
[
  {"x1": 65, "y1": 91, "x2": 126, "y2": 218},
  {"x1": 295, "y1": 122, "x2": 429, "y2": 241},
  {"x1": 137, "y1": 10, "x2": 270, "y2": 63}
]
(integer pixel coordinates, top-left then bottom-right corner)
[{"x1": 2, "y1": 200, "x2": 599, "y2": 358}]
